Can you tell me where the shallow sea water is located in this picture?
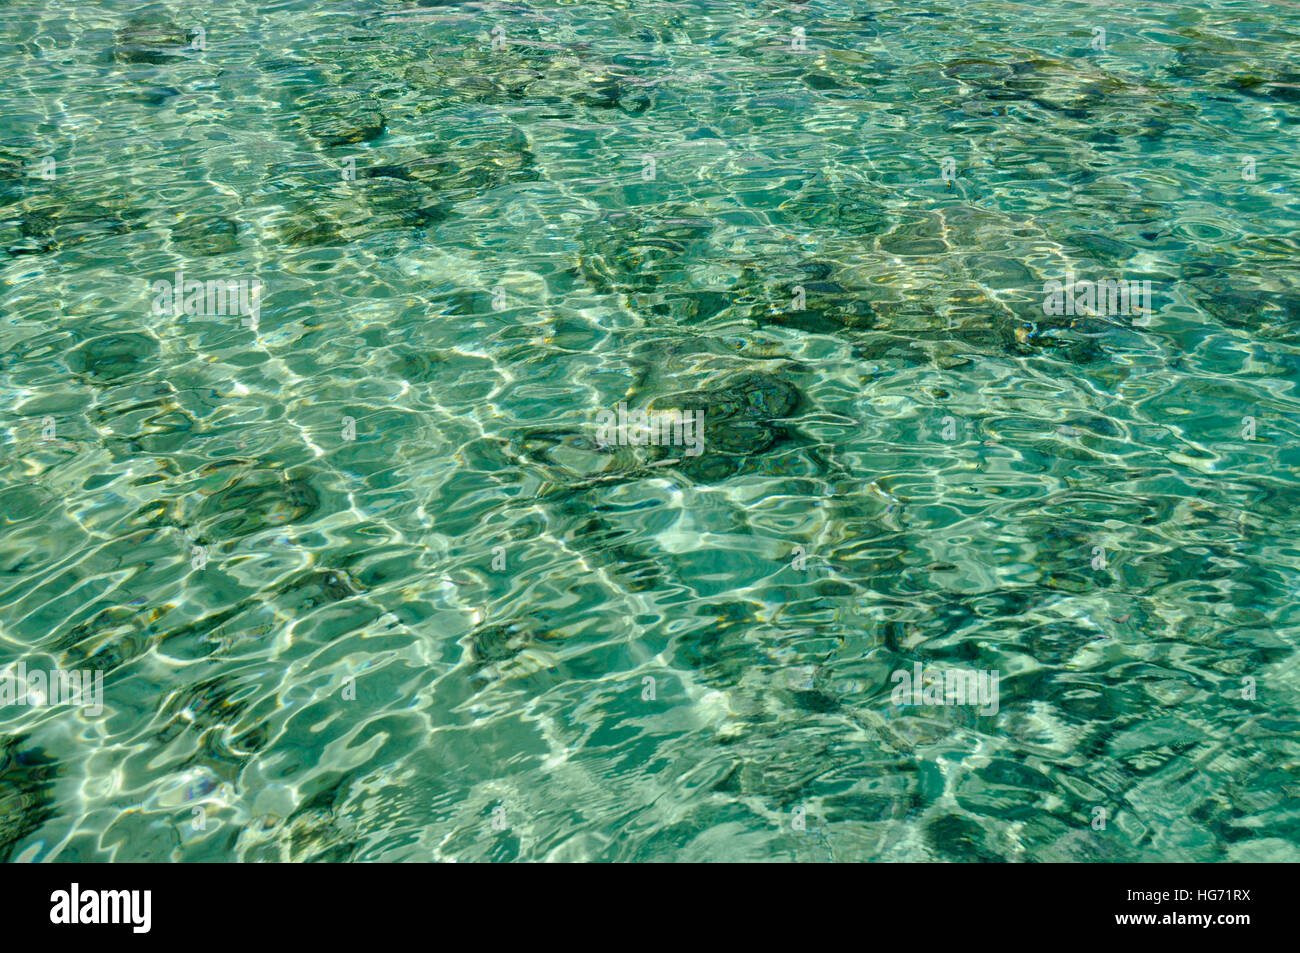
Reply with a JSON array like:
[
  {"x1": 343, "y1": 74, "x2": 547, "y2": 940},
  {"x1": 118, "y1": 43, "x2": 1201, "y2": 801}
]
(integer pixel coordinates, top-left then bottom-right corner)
[{"x1": 2, "y1": 0, "x2": 1300, "y2": 862}]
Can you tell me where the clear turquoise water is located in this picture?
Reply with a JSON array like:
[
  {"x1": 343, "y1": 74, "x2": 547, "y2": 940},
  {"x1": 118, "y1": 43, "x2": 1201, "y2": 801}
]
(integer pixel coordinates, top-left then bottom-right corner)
[{"x1": 2, "y1": 0, "x2": 1300, "y2": 862}]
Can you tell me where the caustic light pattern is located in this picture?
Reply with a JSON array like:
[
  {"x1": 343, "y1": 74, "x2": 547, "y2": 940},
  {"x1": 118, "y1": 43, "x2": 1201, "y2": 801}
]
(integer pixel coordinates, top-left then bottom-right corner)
[{"x1": 1, "y1": 0, "x2": 1299, "y2": 862}]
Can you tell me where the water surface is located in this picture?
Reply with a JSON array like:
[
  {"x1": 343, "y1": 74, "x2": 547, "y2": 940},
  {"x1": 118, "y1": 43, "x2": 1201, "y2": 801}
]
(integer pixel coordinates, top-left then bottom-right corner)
[{"x1": 2, "y1": 0, "x2": 1300, "y2": 861}]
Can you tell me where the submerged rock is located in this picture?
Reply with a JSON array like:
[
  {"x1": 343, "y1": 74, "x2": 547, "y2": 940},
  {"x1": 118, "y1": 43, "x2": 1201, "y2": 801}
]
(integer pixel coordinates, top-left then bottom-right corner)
[
  {"x1": 577, "y1": 213, "x2": 714, "y2": 294},
  {"x1": 157, "y1": 675, "x2": 254, "y2": 740},
  {"x1": 923, "y1": 812, "x2": 1004, "y2": 862},
  {"x1": 1226, "y1": 70, "x2": 1300, "y2": 103},
  {"x1": 405, "y1": 61, "x2": 543, "y2": 107},
  {"x1": 53, "y1": 603, "x2": 159, "y2": 676},
  {"x1": 193, "y1": 469, "x2": 322, "y2": 542},
  {"x1": 298, "y1": 92, "x2": 387, "y2": 146},
  {"x1": 766, "y1": 281, "x2": 878, "y2": 333},
  {"x1": 575, "y1": 77, "x2": 651, "y2": 114},
  {"x1": 655, "y1": 370, "x2": 801, "y2": 456},
  {"x1": 773, "y1": 186, "x2": 887, "y2": 231},
  {"x1": 9, "y1": 195, "x2": 146, "y2": 256},
  {"x1": 353, "y1": 175, "x2": 452, "y2": 227},
  {"x1": 0, "y1": 150, "x2": 25, "y2": 181},
  {"x1": 276, "y1": 213, "x2": 344, "y2": 248},
  {"x1": 0, "y1": 148, "x2": 38, "y2": 206},
  {"x1": 711, "y1": 751, "x2": 830, "y2": 802},
  {"x1": 469, "y1": 620, "x2": 532, "y2": 665},
  {"x1": 171, "y1": 215, "x2": 240, "y2": 256},
  {"x1": 942, "y1": 58, "x2": 1015, "y2": 86},
  {"x1": 465, "y1": 619, "x2": 563, "y2": 685},
  {"x1": 0, "y1": 736, "x2": 57, "y2": 862},
  {"x1": 513, "y1": 369, "x2": 811, "y2": 489},
  {"x1": 275, "y1": 569, "x2": 365, "y2": 612},
  {"x1": 407, "y1": 134, "x2": 538, "y2": 192},
  {"x1": 281, "y1": 784, "x2": 360, "y2": 863},
  {"x1": 939, "y1": 56, "x2": 1150, "y2": 124},
  {"x1": 112, "y1": 18, "x2": 198, "y2": 65},
  {"x1": 130, "y1": 85, "x2": 182, "y2": 107},
  {"x1": 67, "y1": 332, "x2": 159, "y2": 383}
]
